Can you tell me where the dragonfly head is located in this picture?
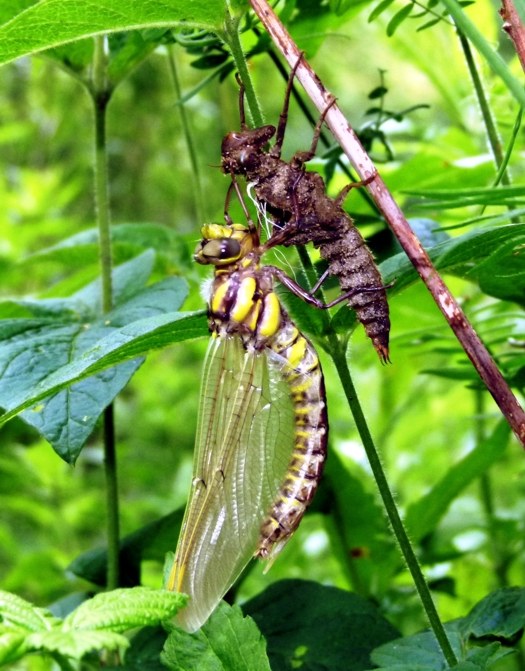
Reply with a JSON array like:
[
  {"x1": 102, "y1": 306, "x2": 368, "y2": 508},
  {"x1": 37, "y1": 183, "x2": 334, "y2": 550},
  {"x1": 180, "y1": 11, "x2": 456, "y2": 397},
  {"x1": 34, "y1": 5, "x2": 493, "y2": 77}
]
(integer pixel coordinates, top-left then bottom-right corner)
[
  {"x1": 195, "y1": 223, "x2": 257, "y2": 267},
  {"x1": 221, "y1": 126, "x2": 276, "y2": 174}
]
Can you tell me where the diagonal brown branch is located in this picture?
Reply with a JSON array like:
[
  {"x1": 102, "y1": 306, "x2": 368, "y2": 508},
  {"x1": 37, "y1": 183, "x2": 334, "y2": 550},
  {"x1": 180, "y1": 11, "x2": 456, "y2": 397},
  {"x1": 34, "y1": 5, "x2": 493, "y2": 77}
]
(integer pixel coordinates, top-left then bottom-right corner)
[
  {"x1": 249, "y1": 0, "x2": 525, "y2": 448},
  {"x1": 500, "y1": 0, "x2": 525, "y2": 72}
]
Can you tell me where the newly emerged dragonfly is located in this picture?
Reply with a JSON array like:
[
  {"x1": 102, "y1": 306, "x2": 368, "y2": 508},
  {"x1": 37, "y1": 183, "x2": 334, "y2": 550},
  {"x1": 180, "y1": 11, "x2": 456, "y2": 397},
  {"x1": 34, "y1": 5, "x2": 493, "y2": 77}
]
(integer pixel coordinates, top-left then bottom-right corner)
[{"x1": 167, "y1": 213, "x2": 328, "y2": 632}]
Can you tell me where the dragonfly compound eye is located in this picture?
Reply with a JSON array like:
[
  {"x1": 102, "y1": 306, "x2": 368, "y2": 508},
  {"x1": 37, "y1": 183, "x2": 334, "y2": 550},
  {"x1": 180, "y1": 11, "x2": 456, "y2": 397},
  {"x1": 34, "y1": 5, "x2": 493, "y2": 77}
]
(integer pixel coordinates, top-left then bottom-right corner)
[{"x1": 195, "y1": 238, "x2": 242, "y2": 265}]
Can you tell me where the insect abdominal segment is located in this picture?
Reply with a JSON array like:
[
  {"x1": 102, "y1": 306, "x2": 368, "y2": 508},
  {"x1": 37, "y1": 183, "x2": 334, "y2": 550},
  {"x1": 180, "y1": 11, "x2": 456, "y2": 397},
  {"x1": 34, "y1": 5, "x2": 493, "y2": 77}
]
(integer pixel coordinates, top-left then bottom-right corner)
[{"x1": 169, "y1": 221, "x2": 328, "y2": 632}]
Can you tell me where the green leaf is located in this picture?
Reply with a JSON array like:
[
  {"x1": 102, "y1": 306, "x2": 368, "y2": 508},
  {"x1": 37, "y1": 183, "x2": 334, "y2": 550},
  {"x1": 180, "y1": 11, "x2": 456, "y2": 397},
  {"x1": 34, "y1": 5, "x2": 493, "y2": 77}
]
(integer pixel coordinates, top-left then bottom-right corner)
[
  {"x1": 368, "y1": 0, "x2": 396, "y2": 22},
  {"x1": 372, "y1": 625, "x2": 463, "y2": 669},
  {"x1": 64, "y1": 587, "x2": 186, "y2": 632},
  {"x1": 386, "y1": 4, "x2": 413, "y2": 36},
  {"x1": 381, "y1": 224, "x2": 525, "y2": 304},
  {"x1": 0, "y1": 252, "x2": 191, "y2": 462},
  {"x1": 0, "y1": 630, "x2": 29, "y2": 666},
  {"x1": 464, "y1": 587, "x2": 525, "y2": 640},
  {"x1": 162, "y1": 601, "x2": 271, "y2": 671},
  {"x1": 0, "y1": 310, "x2": 206, "y2": 441},
  {"x1": 0, "y1": 590, "x2": 57, "y2": 632},
  {"x1": 0, "y1": 0, "x2": 225, "y2": 66},
  {"x1": 243, "y1": 579, "x2": 399, "y2": 671},
  {"x1": 405, "y1": 421, "x2": 510, "y2": 542},
  {"x1": 121, "y1": 626, "x2": 171, "y2": 671},
  {"x1": 27, "y1": 223, "x2": 190, "y2": 275},
  {"x1": 26, "y1": 628, "x2": 130, "y2": 660}
]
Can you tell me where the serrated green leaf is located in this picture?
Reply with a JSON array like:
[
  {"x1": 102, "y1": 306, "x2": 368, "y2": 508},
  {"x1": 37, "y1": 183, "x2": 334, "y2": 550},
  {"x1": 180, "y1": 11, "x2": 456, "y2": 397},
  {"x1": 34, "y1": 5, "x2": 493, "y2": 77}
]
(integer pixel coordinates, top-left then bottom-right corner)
[
  {"x1": 0, "y1": 252, "x2": 192, "y2": 462},
  {"x1": 0, "y1": 590, "x2": 57, "y2": 633},
  {"x1": 405, "y1": 421, "x2": 510, "y2": 542},
  {"x1": 27, "y1": 628, "x2": 129, "y2": 659},
  {"x1": 162, "y1": 601, "x2": 271, "y2": 671},
  {"x1": 0, "y1": 310, "x2": 206, "y2": 440},
  {"x1": 64, "y1": 587, "x2": 186, "y2": 633},
  {"x1": 0, "y1": 0, "x2": 225, "y2": 67},
  {"x1": 464, "y1": 587, "x2": 525, "y2": 639},
  {"x1": 243, "y1": 580, "x2": 399, "y2": 671}
]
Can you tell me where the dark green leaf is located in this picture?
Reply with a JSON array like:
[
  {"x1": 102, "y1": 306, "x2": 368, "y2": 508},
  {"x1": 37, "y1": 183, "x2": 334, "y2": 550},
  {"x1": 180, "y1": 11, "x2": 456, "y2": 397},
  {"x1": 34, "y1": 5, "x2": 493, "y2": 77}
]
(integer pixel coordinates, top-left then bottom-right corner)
[
  {"x1": 162, "y1": 602, "x2": 270, "y2": 671},
  {"x1": 0, "y1": 252, "x2": 199, "y2": 461},
  {"x1": 369, "y1": 86, "x2": 388, "y2": 99},
  {"x1": 464, "y1": 587, "x2": 525, "y2": 640},
  {"x1": 69, "y1": 509, "x2": 184, "y2": 587},
  {"x1": 386, "y1": 5, "x2": 413, "y2": 36},
  {"x1": 368, "y1": 0, "x2": 397, "y2": 22},
  {"x1": 243, "y1": 579, "x2": 399, "y2": 671},
  {"x1": 380, "y1": 224, "x2": 525, "y2": 303}
]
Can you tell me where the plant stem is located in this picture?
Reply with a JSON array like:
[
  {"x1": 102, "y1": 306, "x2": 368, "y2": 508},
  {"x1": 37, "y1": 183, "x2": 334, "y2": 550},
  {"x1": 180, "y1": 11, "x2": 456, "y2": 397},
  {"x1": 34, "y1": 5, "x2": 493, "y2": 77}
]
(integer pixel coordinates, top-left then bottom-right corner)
[
  {"x1": 291, "y1": 242, "x2": 457, "y2": 665},
  {"x1": 92, "y1": 35, "x2": 120, "y2": 590},
  {"x1": 458, "y1": 33, "x2": 511, "y2": 186},
  {"x1": 166, "y1": 46, "x2": 205, "y2": 223},
  {"x1": 222, "y1": 11, "x2": 264, "y2": 127},
  {"x1": 330, "y1": 342, "x2": 458, "y2": 668}
]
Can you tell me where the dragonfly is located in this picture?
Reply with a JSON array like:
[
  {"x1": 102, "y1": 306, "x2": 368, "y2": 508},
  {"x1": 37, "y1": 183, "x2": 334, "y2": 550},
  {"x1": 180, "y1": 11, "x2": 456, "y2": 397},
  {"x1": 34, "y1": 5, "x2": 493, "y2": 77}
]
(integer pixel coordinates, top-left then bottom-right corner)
[{"x1": 167, "y1": 206, "x2": 328, "y2": 632}]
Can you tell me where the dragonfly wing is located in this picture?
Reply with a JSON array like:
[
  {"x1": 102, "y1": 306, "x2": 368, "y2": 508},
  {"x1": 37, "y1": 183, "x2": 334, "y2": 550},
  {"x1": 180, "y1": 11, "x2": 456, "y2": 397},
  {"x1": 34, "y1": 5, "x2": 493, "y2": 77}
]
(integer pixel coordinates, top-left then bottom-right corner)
[{"x1": 168, "y1": 334, "x2": 295, "y2": 632}]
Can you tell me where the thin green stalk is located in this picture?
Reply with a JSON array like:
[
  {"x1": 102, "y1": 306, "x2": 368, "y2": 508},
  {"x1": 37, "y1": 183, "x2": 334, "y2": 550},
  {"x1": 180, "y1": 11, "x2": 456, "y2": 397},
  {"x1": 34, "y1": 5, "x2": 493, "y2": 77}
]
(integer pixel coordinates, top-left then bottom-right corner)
[
  {"x1": 92, "y1": 35, "x2": 119, "y2": 590},
  {"x1": 167, "y1": 46, "x2": 205, "y2": 223},
  {"x1": 458, "y1": 33, "x2": 511, "y2": 186},
  {"x1": 330, "y1": 342, "x2": 458, "y2": 668},
  {"x1": 222, "y1": 11, "x2": 264, "y2": 127},
  {"x1": 293, "y1": 243, "x2": 457, "y2": 665}
]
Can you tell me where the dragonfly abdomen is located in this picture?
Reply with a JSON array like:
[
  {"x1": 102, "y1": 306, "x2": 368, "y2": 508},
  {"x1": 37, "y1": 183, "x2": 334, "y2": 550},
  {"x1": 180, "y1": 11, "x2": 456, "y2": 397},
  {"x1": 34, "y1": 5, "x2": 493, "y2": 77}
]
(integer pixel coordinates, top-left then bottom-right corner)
[{"x1": 256, "y1": 321, "x2": 328, "y2": 560}]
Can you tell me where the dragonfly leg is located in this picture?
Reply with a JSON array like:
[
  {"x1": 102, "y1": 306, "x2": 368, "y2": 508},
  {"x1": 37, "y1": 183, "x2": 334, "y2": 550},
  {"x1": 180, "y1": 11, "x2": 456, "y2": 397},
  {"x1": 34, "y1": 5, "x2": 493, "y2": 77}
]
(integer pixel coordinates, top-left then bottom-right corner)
[
  {"x1": 335, "y1": 172, "x2": 378, "y2": 207},
  {"x1": 269, "y1": 265, "x2": 392, "y2": 310},
  {"x1": 271, "y1": 54, "x2": 304, "y2": 159},
  {"x1": 290, "y1": 97, "x2": 337, "y2": 168}
]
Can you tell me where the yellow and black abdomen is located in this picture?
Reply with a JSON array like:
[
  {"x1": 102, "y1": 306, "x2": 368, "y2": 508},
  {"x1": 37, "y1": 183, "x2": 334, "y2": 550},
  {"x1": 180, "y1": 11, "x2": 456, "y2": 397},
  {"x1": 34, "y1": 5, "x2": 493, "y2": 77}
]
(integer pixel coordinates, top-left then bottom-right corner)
[{"x1": 208, "y1": 261, "x2": 328, "y2": 562}]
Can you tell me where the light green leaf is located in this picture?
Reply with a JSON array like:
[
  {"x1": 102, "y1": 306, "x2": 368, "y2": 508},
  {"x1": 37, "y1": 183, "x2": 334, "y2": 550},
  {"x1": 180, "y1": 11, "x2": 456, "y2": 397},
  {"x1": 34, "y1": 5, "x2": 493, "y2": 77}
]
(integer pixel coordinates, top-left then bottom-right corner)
[
  {"x1": 27, "y1": 628, "x2": 129, "y2": 659},
  {"x1": 162, "y1": 601, "x2": 271, "y2": 671},
  {"x1": 0, "y1": 0, "x2": 225, "y2": 66},
  {"x1": 405, "y1": 421, "x2": 510, "y2": 542},
  {"x1": 438, "y1": 0, "x2": 525, "y2": 107},
  {"x1": 64, "y1": 587, "x2": 187, "y2": 632},
  {"x1": 0, "y1": 630, "x2": 29, "y2": 666},
  {"x1": 0, "y1": 590, "x2": 57, "y2": 633}
]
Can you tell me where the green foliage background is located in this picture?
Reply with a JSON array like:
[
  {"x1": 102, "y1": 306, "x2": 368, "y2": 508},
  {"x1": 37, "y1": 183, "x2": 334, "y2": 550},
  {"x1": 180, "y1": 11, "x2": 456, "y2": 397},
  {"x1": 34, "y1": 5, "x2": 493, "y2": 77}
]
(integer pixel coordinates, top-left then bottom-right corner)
[{"x1": 0, "y1": 0, "x2": 524, "y2": 669}]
